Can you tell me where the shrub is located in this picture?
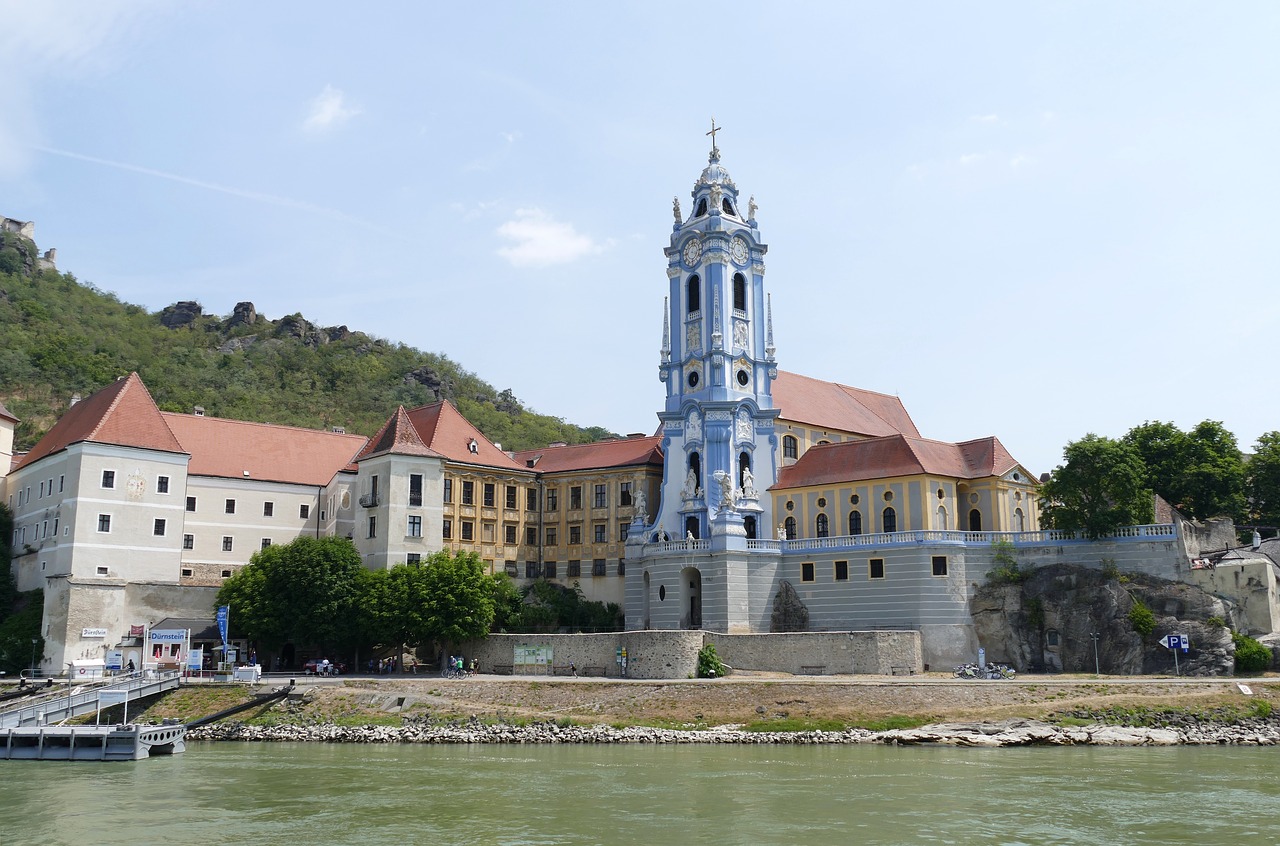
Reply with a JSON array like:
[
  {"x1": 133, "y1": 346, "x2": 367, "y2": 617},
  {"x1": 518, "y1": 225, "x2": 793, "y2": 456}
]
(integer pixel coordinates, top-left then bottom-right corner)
[
  {"x1": 1232, "y1": 631, "x2": 1272, "y2": 674},
  {"x1": 1128, "y1": 599, "x2": 1156, "y2": 637},
  {"x1": 1101, "y1": 559, "x2": 1120, "y2": 580},
  {"x1": 697, "y1": 643, "x2": 727, "y2": 679},
  {"x1": 987, "y1": 538, "x2": 1025, "y2": 584},
  {"x1": 1206, "y1": 616, "x2": 1226, "y2": 629}
]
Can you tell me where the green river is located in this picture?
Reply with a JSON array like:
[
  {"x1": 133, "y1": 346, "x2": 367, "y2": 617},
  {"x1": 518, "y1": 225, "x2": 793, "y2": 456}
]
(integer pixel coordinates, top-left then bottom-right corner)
[{"x1": 2, "y1": 743, "x2": 1277, "y2": 845}]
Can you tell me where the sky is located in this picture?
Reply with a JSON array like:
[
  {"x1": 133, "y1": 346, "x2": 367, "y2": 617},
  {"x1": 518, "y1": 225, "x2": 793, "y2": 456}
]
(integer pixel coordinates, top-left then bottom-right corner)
[{"x1": 2, "y1": 2, "x2": 1278, "y2": 477}]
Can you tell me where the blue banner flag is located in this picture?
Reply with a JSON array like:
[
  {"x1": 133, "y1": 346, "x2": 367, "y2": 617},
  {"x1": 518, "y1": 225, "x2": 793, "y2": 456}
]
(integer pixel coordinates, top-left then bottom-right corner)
[{"x1": 217, "y1": 605, "x2": 229, "y2": 647}]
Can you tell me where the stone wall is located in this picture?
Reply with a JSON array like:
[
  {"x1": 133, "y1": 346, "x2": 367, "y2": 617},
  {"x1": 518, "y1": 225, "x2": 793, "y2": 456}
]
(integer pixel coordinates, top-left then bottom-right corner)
[{"x1": 708, "y1": 631, "x2": 922, "y2": 675}]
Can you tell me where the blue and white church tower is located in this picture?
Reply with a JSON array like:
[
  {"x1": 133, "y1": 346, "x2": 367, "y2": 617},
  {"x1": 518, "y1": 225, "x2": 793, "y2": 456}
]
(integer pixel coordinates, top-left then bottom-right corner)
[{"x1": 626, "y1": 129, "x2": 784, "y2": 633}]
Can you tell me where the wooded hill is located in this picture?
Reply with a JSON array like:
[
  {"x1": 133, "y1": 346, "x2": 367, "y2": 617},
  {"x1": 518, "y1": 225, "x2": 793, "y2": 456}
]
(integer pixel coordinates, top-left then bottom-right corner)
[{"x1": 0, "y1": 229, "x2": 616, "y2": 452}]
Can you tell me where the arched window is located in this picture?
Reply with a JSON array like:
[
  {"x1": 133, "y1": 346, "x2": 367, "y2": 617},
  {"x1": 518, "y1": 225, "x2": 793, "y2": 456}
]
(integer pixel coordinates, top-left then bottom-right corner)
[
  {"x1": 1014, "y1": 508, "x2": 1025, "y2": 532},
  {"x1": 784, "y1": 516, "x2": 796, "y2": 540},
  {"x1": 687, "y1": 275, "x2": 700, "y2": 314},
  {"x1": 969, "y1": 509, "x2": 982, "y2": 532},
  {"x1": 848, "y1": 510, "x2": 863, "y2": 535},
  {"x1": 744, "y1": 515, "x2": 757, "y2": 540},
  {"x1": 936, "y1": 505, "x2": 947, "y2": 529},
  {"x1": 722, "y1": 198, "x2": 734, "y2": 216},
  {"x1": 783, "y1": 435, "x2": 798, "y2": 460},
  {"x1": 733, "y1": 273, "x2": 746, "y2": 312},
  {"x1": 695, "y1": 198, "x2": 707, "y2": 217},
  {"x1": 738, "y1": 451, "x2": 751, "y2": 487},
  {"x1": 816, "y1": 514, "x2": 829, "y2": 538},
  {"x1": 883, "y1": 507, "x2": 897, "y2": 533},
  {"x1": 685, "y1": 516, "x2": 700, "y2": 540},
  {"x1": 688, "y1": 451, "x2": 702, "y2": 494}
]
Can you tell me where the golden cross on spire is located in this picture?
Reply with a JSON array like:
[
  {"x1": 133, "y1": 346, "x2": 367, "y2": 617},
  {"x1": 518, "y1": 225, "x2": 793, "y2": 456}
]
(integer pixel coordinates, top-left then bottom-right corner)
[{"x1": 706, "y1": 117, "x2": 722, "y2": 152}]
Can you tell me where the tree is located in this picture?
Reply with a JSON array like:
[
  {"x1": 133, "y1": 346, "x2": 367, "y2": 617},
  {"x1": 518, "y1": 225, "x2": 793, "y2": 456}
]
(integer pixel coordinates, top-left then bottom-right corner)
[
  {"x1": 1123, "y1": 420, "x2": 1246, "y2": 521},
  {"x1": 1039, "y1": 434, "x2": 1153, "y2": 538},
  {"x1": 416, "y1": 550, "x2": 496, "y2": 647},
  {"x1": 1123, "y1": 421, "x2": 1191, "y2": 511},
  {"x1": 216, "y1": 536, "x2": 369, "y2": 652},
  {"x1": 1247, "y1": 431, "x2": 1280, "y2": 530}
]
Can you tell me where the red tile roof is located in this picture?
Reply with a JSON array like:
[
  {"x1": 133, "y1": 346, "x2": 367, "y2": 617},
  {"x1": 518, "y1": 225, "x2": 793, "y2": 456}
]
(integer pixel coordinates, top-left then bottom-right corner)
[
  {"x1": 404, "y1": 401, "x2": 527, "y2": 470},
  {"x1": 774, "y1": 433, "x2": 1021, "y2": 489},
  {"x1": 512, "y1": 436, "x2": 663, "y2": 473},
  {"x1": 15, "y1": 373, "x2": 186, "y2": 470},
  {"x1": 0, "y1": 400, "x2": 17, "y2": 424},
  {"x1": 357, "y1": 406, "x2": 443, "y2": 461},
  {"x1": 773, "y1": 370, "x2": 919, "y2": 438},
  {"x1": 162, "y1": 413, "x2": 368, "y2": 486}
]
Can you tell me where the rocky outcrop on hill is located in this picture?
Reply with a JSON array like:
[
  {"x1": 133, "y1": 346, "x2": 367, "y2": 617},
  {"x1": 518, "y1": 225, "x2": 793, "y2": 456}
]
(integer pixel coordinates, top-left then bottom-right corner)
[
  {"x1": 972, "y1": 564, "x2": 1238, "y2": 675},
  {"x1": 159, "y1": 300, "x2": 202, "y2": 328}
]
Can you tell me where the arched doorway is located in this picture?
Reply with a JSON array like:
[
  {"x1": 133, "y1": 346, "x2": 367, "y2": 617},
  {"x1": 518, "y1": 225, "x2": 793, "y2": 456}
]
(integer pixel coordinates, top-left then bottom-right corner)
[
  {"x1": 744, "y1": 515, "x2": 757, "y2": 539},
  {"x1": 681, "y1": 566, "x2": 702, "y2": 629}
]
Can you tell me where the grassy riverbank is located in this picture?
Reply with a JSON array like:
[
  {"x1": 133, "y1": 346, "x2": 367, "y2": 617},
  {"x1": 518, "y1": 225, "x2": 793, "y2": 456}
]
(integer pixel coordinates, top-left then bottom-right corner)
[{"x1": 129, "y1": 673, "x2": 1279, "y2": 732}]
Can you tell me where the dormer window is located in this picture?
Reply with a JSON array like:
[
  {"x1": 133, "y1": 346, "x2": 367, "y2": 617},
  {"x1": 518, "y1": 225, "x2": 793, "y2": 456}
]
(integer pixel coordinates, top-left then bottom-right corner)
[{"x1": 468, "y1": 438, "x2": 479, "y2": 454}]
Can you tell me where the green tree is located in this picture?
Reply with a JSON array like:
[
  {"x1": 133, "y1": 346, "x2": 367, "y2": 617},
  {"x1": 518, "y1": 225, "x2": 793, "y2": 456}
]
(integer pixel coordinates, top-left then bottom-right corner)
[
  {"x1": 1040, "y1": 434, "x2": 1154, "y2": 538},
  {"x1": 1247, "y1": 431, "x2": 1280, "y2": 529},
  {"x1": 216, "y1": 536, "x2": 368, "y2": 652},
  {"x1": 1123, "y1": 421, "x2": 1191, "y2": 510},
  {"x1": 417, "y1": 550, "x2": 496, "y2": 647},
  {"x1": 1124, "y1": 420, "x2": 1246, "y2": 521}
]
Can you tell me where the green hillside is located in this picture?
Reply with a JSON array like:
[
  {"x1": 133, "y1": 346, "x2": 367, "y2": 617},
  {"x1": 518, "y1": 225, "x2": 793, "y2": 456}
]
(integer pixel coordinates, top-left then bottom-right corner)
[{"x1": 0, "y1": 229, "x2": 615, "y2": 452}]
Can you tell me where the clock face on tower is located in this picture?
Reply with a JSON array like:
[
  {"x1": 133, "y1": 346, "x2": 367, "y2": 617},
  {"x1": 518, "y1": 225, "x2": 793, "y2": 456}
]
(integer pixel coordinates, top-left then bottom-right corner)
[
  {"x1": 730, "y1": 236, "x2": 748, "y2": 265},
  {"x1": 682, "y1": 238, "x2": 702, "y2": 266}
]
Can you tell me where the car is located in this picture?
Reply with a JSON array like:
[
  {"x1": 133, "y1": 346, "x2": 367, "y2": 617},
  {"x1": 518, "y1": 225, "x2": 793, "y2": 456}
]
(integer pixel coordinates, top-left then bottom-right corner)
[{"x1": 303, "y1": 658, "x2": 346, "y2": 676}]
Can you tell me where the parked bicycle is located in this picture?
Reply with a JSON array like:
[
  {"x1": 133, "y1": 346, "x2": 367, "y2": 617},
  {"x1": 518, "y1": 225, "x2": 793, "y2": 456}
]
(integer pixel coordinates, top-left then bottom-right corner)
[{"x1": 953, "y1": 662, "x2": 1016, "y2": 680}]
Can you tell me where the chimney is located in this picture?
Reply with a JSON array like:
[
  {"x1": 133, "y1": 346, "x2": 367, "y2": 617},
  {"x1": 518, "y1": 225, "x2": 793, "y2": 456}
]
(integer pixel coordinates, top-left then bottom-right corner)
[{"x1": 69, "y1": 393, "x2": 81, "y2": 407}]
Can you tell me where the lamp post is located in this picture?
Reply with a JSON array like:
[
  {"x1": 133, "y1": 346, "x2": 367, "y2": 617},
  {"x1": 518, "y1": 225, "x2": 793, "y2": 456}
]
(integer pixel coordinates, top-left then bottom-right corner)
[
  {"x1": 30, "y1": 638, "x2": 38, "y2": 678},
  {"x1": 1090, "y1": 632, "x2": 1101, "y2": 675},
  {"x1": 65, "y1": 662, "x2": 74, "y2": 722}
]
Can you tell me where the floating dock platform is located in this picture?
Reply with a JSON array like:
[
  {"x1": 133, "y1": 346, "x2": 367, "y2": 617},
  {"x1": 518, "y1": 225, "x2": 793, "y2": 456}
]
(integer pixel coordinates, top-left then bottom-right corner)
[{"x1": 1, "y1": 722, "x2": 186, "y2": 761}]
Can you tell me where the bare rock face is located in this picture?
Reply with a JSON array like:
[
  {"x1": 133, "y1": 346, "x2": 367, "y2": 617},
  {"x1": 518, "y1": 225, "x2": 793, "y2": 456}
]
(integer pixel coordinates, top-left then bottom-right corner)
[
  {"x1": 972, "y1": 564, "x2": 1237, "y2": 676},
  {"x1": 404, "y1": 365, "x2": 447, "y2": 399},
  {"x1": 228, "y1": 301, "x2": 257, "y2": 328},
  {"x1": 325, "y1": 325, "x2": 350, "y2": 342},
  {"x1": 160, "y1": 301, "x2": 202, "y2": 329},
  {"x1": 770, "y1": 580, "x2": 810, "y2": 632}
]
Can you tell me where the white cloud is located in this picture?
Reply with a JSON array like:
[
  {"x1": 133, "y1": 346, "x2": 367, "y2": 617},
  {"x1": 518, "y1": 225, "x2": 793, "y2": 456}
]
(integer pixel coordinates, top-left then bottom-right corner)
[
  {"x1": 303, "y1": 85, "x2": 360, "y2": 133},
  {"x1": 1010, "y1": 154, "x2": 1034, "y2": 169},
  {"x1": 959, "y1": 153, "x2": 984, "y2": 167},
  {"x1": 971, "y1": 114, "x2": 1000, "y2": 123},
  {"x1": 496, "y1": 208, "x2": 608, "y2": 267}
]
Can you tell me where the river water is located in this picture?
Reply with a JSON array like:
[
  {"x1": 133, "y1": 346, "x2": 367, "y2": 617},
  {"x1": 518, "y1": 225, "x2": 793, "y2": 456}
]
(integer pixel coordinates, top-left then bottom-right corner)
[{"x1": 3, "y1": 743, "x2": 1277, "y2": 845}]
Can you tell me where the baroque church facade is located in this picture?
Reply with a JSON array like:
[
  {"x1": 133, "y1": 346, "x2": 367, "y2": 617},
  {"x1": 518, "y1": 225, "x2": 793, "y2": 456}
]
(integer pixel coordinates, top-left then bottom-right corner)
[{"x1": 3, "y1": 139, "x2": 1039, "y2": 672}]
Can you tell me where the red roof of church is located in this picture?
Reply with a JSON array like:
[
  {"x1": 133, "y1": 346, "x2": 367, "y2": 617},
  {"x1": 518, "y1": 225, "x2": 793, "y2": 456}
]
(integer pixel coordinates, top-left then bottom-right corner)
[
  {"x1": 512, "y1": 436, "x2": 663, "y2": 473},
  {"x1": 773, "y1": 371, "x2": 920, "y2": 438},
  {"x1": 774, "y1": 433, "x2": 1020, "y2": 489},
  {"x1": 15, "y1": 373, "x2": 186, "y2": 470},
  {"x1": 162, "y1": 413, "x2": 368, "y2": 486},
  {"x1": 403, "y1": 401, "x2": 527, "y2": 470},
  {"x1": 357, "y1": 406, "x2": 443, "y2": 461}
]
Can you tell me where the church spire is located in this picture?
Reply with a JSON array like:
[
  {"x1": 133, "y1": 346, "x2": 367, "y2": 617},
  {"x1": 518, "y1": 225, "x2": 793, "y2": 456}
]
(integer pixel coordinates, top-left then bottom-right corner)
[{"x1": 660, "y1": 297, "x2": 671, "y2": 363}]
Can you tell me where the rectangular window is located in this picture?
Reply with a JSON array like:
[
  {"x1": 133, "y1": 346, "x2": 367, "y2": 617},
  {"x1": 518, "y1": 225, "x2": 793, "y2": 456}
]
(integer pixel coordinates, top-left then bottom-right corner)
[
  {"x1": 527, "y1": 488, "x2": 538, "y2": 510},
  {"x1": 569, "y1": 525, "x2": 582, "y2": 545},
  {"x1": 181, "y1": 568, "x2": 193, "y2": 577},
  {"x1": 544, "y1": 562, "x2": 557, "y2": 579},
  {"x1": 932, "y1": 555, "x2": 948, "y2": 577},
  {"x1": 98, "y1": 514, "x2": 111, "y2": 533},
  {"x1": 263, "y1": 501, "x2": 274, "y2": 517},
  {"x1": 593, "y1": 523, "x2": 607, "y2": 544},
  {"x1": 618, "y1": 521, "x2": 629, "y2": 542},
  {"x1": 461, "y1": 521, "x2": 474, "y2": 541},
  {"x1": 617, "y1": 559, "x2": 626, "y2": 576},
  {"x1": 222, "y1": 536, "x2": 234, "y2": 552},
  {"x1": 801, "y1": 561, "x2": 815, "y2": 582},
  {"x1": 153, "y1": 518, "x2": 166, "y2": 537},
  {"x1": 594, "y1": 484, "x2": 607, "y2": 508},
  {"x1": 183, "y1": 534, "x2": 194, "y2": 550},
  {"x1": 482, "y1": 522, "x2": 495, "y2": 542},
  {"x1": 300, "y1": 503, "x2": 310, "y2": 520},
  {"x1": 568, "y1": 560, "x2": 581, "y2": 577},
  {"x1": 546, "y1": 527, "x2": 557, "y2": 546},
  {"x1": 525, "y1": 561, "x2": 540, "y2": 579},
  {"x1": 368, "y1": 515, "x2": 377, "y2": 539},
  {"x1": 407, "y1": 553, "x2": 421, "y2": 564},
  {"x1": 443, "y1": 478, "x2": 453, "y2": 503},
  {"x1": 186, "y1": 496, "x2": 196, "y2": 512},
  {"x1": 462, "y1": 481, "x2": 474, "y2": 505},
  {"x1": 504, "y1": 524, "x2": 517, "y2": 544},
  {"x1": 526, "y1": 526, "x2": 538, "y2": 545},
  {"x1": 569, "y1": 486, "x2": 582, "y2": 510},
  {"x1": 97, "y1": 566, "x2": 109, "y2": 576},
  {"x1": 59, "y1": 475, "x2": 64, "y2": 492},
  {"x1": 225, "y1": 499, "x2": 236, "y2": 515},
  {"x1": 39, "y1": 481, "x2": 44, "y2": 498},
  {"x1": 546, "y1": 488, "x2": 558, "y2": 511},
  {"x1": 157, "y1": 475, "x2": 170, "y2": 494},
  {"x1": 592, "y1": 559, "x2": 607, "y2": 577},
  {"x1": 619, "y1": 482, "x2": 633, "y2": 506},
  {"x1": 505, "y1": 485, "x2": 518, "y2": 509},
  {"x1": 442, "y1": 519, "x2": 452, "y2": 539},
  {"x1": 869, "y1": 558, "x2": 885, "y2": 580},
  {"x1": 483, "y1": 483, "x2": 495, "y2": 507},
  {"x1": 102, "y1": 470, "x2": 115, "y2": 489},
  {"x1": 408, "y1": 516, "x2": 422, "y2": 537},
  {"x1": 221, "y1": 570, "x2": 232, "y2": 579},
  {"x1": 261, "y1": 538, "x2": 272, "y2": 549},
  {"x1": 409, "y1": 474, "x2": 423, "y2": 507},
  {"x1": 834, "y1": 560, "x2": 849, "y2": 581}
]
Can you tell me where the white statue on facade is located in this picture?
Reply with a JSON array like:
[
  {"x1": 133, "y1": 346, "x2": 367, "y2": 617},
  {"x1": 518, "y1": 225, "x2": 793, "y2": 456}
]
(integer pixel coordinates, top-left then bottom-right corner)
[
  {"x1": 713, "y1": 470, "x2": 734, "y2": 509},
  {"x1": 673, "y1": 196, "x2": 681, "y2": 224},
  {"x1": 777, "y1": 522, "x2": 787, "y2": 541},
  {"x1": 748, "y1": 195, "x2": 758, "y2": 221},
  {"x1": 682, "y1": 467, "x2": 700, "y2": 500},
  {"x1": 687, "y1": 530, "x2": 695, "y2": 542},
  {"x1": 686, "y1": 409, "x2": 702, "y2": 441},
  {"x1": 735, "y1": 408, "x2": 752, "y2": 443},
  {"x1": 741, "y1": 467, "x2": 756, "y2": 499}
]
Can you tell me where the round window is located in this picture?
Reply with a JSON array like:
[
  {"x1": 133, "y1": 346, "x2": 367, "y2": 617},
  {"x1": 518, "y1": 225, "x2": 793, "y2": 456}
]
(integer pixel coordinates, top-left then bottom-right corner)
[
  {"x1": 688, "y1": 371, "x2": 700, "y2": 388},
  {"x1": 969, "y1": 492, "x2": 980, "y2": 504},
  {"x1": 659, "y1": 585, "x2": 666, "y2": 601},
  {"x1": 785, "y1": 500, "x2": 794, "y2": 512},
  {"x1": 850, "y1": 494, "x2": 860, "y2": 505},
  {"x1": 736, "y1": 369, "x2": 749, "y2": 386},
  {"x1": 817, "y1": 497, "x2": 827, "y2": 508},
  {"x1": 937, "y1": 488, "x2": 945, "y2": 499},
  {"x1": 883, "y1": 491, "x2": 894, "y2": 502},
  {"x1": 1013, "y1": 473, "x2": 1021, "y2": 482}
]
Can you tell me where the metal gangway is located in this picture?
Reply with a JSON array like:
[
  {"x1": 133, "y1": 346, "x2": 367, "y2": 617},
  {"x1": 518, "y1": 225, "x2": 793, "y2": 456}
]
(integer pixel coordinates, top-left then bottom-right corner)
[{"x1": 0, "y1": 671, "x2": 182, "y2": 729}]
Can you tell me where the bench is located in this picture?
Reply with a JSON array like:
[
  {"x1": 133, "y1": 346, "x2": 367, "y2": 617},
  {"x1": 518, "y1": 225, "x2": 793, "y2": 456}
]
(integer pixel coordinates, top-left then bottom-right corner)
[
  {"x1": 580, "y1": 666, "x2": 606, "y2": 677},
  {"x1": 490, "y1": 664, "x2": 514, "y2": 676},
  {"x1": 799, "y1": 665, "x2": 826, "y2": 675},
  {"x1": 890, "y1": 665, "x2": 916, "y2": 676},
  {"x1": 552, "y1": 664, "x2": 578, "y2": 676}
]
